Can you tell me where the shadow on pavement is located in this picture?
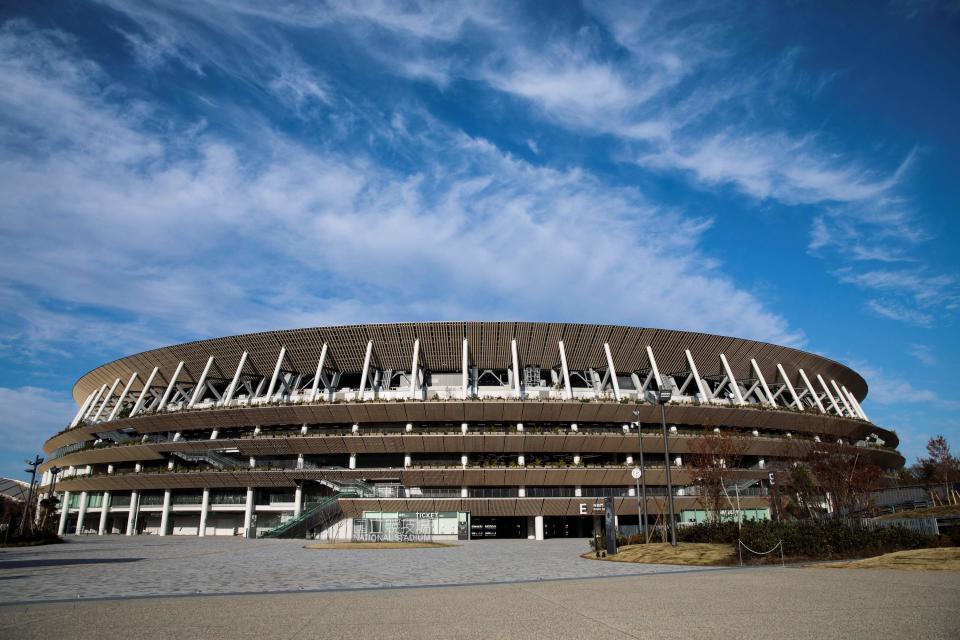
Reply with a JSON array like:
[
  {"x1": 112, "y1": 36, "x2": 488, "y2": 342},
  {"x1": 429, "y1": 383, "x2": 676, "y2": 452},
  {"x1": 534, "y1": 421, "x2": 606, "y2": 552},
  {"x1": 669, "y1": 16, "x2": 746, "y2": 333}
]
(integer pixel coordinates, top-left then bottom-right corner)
[{"x1": 0, "y1": 558, "x2": 142, "y2": 570}]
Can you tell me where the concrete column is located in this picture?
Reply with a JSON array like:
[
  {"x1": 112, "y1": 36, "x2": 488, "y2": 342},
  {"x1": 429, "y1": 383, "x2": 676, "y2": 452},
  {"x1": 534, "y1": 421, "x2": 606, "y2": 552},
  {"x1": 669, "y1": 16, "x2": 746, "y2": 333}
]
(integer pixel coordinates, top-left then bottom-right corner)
[
  {"x1": 516, "y1": 422, "x2": 524, "y2": 432},
  {"x1": 405, "y1": 422, "x2": 413, "y2": 432},
  {"x1": 518, "y1": 486, "x2": 526, "y2": 497},
  {"x1": 301, "y1": 424, "x2": 309, "y2": 435},
  {"x1": 198, "y1": 488, "x2": 210, "y2": 537},
  {"x1": 404, "y1": 454, "x2": 411, "y2": 468},
  {"x1": 625, "y1": 455, "x2": 634, "y2": 465},
  {"x1": 75, "y1": 491, "x2": 89, "y2": 535},
  {"x1": 135, "y1": 462, "x2": 142, "y2": 472},
  {"x1": 575, "y1": 486, "x2": 583, "y2": 497},
  {"x1": 351, "y1": 423, "x2": 359, "y2": 433},
  {"x1": 126, "y1": 491, "x2": 139, "y2": 535},
  {"x1": 349, "y1": 454, "x2": 356, "y2": 469},
  {"x1": 534, "y1": 515, "x2": 544, "y2": 541},
  {"x1": 570, "y1": 423, "x2": 578, "y2": 432},
  {"x1": 460, "y1": 454, "x2": 468, "y2": 468},
  {"x1": 159, "y1": 489, "x2": 172, "y2": 536},
  {"x1": 628, "y1": 487, "x2": 636, "y2": 497},
  {"x1": 57, "y1": 491, "x2": 71, "y2": 535},
  {"x1": 98, "y1": 491, "x2": 111, "y2": 535},
  {"x1": 294, "y1": 485, "x2": 303, "y2": 517},
  {"x1": 168, "y1": 459, "x2": 175, "y2": 470},
  {"x1": 518, "y1": 455, "x2": 525, "y2": 467},
  {"x1": 460, "y1": 487, "x2": 468, "y2": 498},
  {"x1": 248, "y1": 457, "x2": 256, "y2": 468},
  {"x1": 243, "y1": 488, "x2": 255, "y2": 538},
  {"x1": 296, "y1": 453, "x2": 304, "y2": 470},
  {"x1": 573, "y1": 454, "x2": 581, "y2": 465},
  {"x1": 461, "y1": 422, "x2": 468, "y2": 434},
  {"x1": 210, "y1": 429, "x2": 219, "y2": 440}
]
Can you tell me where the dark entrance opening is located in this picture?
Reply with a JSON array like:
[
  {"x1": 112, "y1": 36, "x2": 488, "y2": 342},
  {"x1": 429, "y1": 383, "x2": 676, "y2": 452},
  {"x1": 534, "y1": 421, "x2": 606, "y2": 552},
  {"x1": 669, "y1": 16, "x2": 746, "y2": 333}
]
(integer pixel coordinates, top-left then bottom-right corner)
[
  {"x1": 469, "y1": 516, "x2": 526, "y2": 538},
  {"x1": 543, "y1": 516, "x2": 593, "y2": 538}
]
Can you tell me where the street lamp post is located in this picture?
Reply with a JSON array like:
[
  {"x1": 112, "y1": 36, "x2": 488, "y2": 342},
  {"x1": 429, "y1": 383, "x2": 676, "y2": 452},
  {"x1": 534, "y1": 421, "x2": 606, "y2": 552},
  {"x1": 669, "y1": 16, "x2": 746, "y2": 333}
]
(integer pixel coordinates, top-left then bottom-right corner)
[
  {"x1": 632, "y1": 411, "x2": 648, "y2": 543},
  {"x1": 657, "y1": 388, "x2": 677, "y2": 547}
]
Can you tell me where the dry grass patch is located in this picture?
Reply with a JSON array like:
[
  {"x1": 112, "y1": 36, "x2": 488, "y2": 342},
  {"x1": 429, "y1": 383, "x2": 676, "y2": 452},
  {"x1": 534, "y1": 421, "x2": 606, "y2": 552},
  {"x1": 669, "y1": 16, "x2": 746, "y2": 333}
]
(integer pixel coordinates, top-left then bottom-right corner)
[
  {"x1": 818, "y1": 547, "x2": 960, "y2": 571},
  {"x1": 305, "y1": 542, "x2": 454, "y2": 550},
  {"x1": 876, "y1": 505, "x2": 960, "y2": 520},
  {"x1": 583, "y1": 542, "x2": 735, "y2": 566}
]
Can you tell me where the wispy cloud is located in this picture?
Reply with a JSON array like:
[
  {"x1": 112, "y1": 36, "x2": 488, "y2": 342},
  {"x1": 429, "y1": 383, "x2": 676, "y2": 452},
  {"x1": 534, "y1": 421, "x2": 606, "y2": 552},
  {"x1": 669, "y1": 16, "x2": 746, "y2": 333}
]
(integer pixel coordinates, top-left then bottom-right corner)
[{"x1": 906, "y1": 343, "x2": 937, "y2": 366}]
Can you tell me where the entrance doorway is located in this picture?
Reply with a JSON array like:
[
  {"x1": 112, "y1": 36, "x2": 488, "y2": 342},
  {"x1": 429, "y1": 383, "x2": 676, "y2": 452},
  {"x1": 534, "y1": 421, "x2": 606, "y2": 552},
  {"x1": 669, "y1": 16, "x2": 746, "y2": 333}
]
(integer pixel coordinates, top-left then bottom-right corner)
[{"x1": 469, "y1": 516, "x2": 526, "y2": 538}]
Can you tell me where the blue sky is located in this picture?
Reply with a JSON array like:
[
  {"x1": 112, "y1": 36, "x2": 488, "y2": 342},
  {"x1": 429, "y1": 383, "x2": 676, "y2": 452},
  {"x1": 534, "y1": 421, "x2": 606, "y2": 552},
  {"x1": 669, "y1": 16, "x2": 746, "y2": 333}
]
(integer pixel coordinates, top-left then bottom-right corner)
[{"x1": 0, "y1": 1, "x2": 958, "y2": 480}]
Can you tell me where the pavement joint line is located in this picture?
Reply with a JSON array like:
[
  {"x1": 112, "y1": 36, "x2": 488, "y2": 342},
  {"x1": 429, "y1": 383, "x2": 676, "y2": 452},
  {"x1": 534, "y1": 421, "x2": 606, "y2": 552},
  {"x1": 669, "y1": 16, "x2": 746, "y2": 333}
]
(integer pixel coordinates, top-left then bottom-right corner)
[
  {"x1": 0, "y1": 564, "x2": 770, "y2": 608},
  {"x1": 518, "y1": 582, "x2": 644, "y2": 640}
]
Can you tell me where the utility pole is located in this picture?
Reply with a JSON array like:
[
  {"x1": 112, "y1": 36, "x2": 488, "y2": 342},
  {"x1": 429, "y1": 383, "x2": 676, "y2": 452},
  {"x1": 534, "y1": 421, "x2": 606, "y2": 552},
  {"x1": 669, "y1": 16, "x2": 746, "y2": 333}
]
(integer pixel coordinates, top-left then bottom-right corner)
[
  {"x1": 657, "y1": 390, "x2": 677, "y2": 546},
  {"x1": 19, "y1": 455, "x2": 43, "y2": 536}
]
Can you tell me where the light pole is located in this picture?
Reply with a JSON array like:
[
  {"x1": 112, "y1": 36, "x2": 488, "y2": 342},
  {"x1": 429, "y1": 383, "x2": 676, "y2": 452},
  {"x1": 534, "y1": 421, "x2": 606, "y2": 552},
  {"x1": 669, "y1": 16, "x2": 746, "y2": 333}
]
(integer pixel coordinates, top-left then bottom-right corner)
[
  {"x1": 19, "y1": 455, "x2": 43, "y2": 536},
  {"x1": 656, "y1": 388, "x2": 677, "y2": 547},
  {"x1": 632, "y1": 410, "x2": 648, "y2": 543}
]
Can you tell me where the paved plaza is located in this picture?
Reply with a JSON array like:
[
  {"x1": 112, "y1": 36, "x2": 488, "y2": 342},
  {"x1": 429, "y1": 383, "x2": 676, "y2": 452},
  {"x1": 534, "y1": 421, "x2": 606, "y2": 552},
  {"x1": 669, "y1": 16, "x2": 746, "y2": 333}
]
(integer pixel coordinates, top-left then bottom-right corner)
[
  {"x1": 1, "y1": 538, "x2": 958, "y2": 639},
  {"x1": 0, "y1": 537, "x2": 696, "y2": 603}
]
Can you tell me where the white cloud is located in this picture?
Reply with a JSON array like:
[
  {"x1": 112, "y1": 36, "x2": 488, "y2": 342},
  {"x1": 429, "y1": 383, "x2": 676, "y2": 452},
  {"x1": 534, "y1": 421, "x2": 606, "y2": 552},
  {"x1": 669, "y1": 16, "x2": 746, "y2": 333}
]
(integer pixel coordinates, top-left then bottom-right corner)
[
  {"x1": 866, "y1": 300, "x2": 934, "y2": 327},
  {"x1": 0, "y1": 387, "x2": 75, "y2": 452},
  {"x1": 906, "y1": 343, "x2": 937, "y2": 366}
]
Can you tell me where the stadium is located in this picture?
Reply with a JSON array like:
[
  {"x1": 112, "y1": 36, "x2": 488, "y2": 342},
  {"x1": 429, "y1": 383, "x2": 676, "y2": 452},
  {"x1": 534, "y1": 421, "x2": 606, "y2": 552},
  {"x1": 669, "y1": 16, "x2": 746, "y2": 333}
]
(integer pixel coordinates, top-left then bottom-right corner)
[{"x1": 39, "y1": 322, "x2": 903, "y2": 541}]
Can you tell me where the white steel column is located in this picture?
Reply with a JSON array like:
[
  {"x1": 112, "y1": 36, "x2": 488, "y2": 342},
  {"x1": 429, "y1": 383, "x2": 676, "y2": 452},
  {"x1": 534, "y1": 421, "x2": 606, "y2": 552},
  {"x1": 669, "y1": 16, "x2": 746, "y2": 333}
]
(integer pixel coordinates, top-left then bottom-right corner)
[
  {"x1": 534, "y1": 515, "x2": 544, "y2": 541},
  {"x1": 817, "y1": 374, "x2": 842, "y2": 415},
  {"x1": 603, "y1": 343, "x2": 621, "y2": 401},
  {"x1": 719, "y1": 354, "x2": 745, "y2": 405},
  {"x1": 83, "y1": 384, "x2": 108, "y2": 420},
  {"x1": 511, "y1": 339, "x2": 522, "y2": 399},
  {"x1": 684, "y1": 350, "x2": 710, "y2": 402},
  {"x1": 646, "y1": 346, "x2": 666, "y2": 394},
  {"x1": 57, "y1": 491, "x2": 71, "y2": 535},
  {"x1": 159, "y1": 489, "x2": 172, "y2": 536},
  {"x1": 358, "y1": 341, "x2": 373, "y2": 400},
  {"x1": 107, "y1": 372, "x2": 139, "y2": 421},
  {"x1": 410, "y1": 339, "x2": 420, "y2": 398},
  {"x1": 158, "y1": 361, "x2": 185, "y2": 410},
  {"x1": 198, "y1": 488, "x2": 210, "y2": 537},
  {"x1": 70, "y1": 391, "x2": 96, "y2": 428},
  {"x1": 243, "y1": 488, "x2": 255, "y2": 538},
  {"x1": 750, "y1": 359, "x2": 775, "y2": 405},
  {"x1": 223, "y1": 352, "x2": 248, "y2": 406},
  {"x1": 558, "y1": 340, "x2": 573, "y2": 400},
  {"x1": 294, "y1": 485, "x2": 303, "y2": 517},
  {"x1": 97, "y1": 492, "x2": 111, "y2": 535},
  {"x1": 265, "y1": 347, "x2": 286, "y2": 402},
  {"x1": 842, "y1": 386, "x2": 869, "y2": 421},
  {"x1": 92, "y1": 377, "x2": 122, "y2": 421},
  {"x1": 188, "y1": 356, "x2": 215, "y2": 407},
  {"x1": 75, "y1": 491, "x2": 89, "y2": 535},
  {"x1": 309, "y1": 344, "x2": 327, "y2": 401},
  {"x1": 126, "y1": 491, "x2": 139, "y2": 535},
  {"x1": 776, "y1": 364, "x2": 804, "y2": 410},
  {"x1": 130, "y1": 367, "x2": 159, "y2": 417},
  {"x1": 461, "y1": 338, "x2": 469, "y2": 399},
  {"x1": 798, "y1": 369, "x2": 825, "y2": 412},
  {"x1": 830, "y1": 379, "x2": 853, "y2": 416}
]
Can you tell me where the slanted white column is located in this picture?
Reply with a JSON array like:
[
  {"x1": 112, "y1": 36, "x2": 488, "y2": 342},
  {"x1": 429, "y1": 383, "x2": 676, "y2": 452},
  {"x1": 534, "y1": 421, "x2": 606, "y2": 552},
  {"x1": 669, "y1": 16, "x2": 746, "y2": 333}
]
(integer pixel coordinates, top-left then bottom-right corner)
[
  {"x1": 558, "y1": 340, "x2": 573, "y2": 400},
  {"x1": 198, "y1": 488, "x2": 210, "y2": 537},
  {"x1": 130, "y1": 367, "x2": 159, "y2": 417},
  {"x1": 75, "y1": 491, "x2": 89, "y2": 535},
  {"x1": 750, "y1": 359, "x2": 775, "y2": 405},
  {"x1": 188, "y1": 356, "x2": 215, "y2": 408},
  {"x1": 646, "y1": 346, "x2": 666, "y2": 395},
  {"x1": 461, "y1": 338, "x2": 469, "y2": 399},
  {"x1": 603, "y1": 343, "x2": 621, "y2": 401},
  {"x1": 108, "y1": 372, "x2": 139, "y2": 421},
  {"x1": 309, "y1": 345, "x2": 327, "y2": 402},
  {"x1": 210, "y1": 429, "x2": 219, "y2": 440},
  {"x1": 98, "y1": 492, "x2": 111, "y2": 535},
  {"x1": 409, "y1": 339, "x2": 420, "y2": 399},
  {"x1": 719, "y1": 354, "x2": 744, "y2": 404},
  {"x1": 798, "y1": 369, "x2": 825, "y2": 412},
  {"x1": 358, "y1": 341, "x2": 373, "y2": 400},
  {"x1": 83, "y1": 384, "x2": 108, "y2": 420},
  {"x1": 158, "y1": 361, "x2": 185, "y2": 410},
  {"x1": 830, "y1": 379, "x2": 854, "y2": 416},
  {"x1": 842, "y1": 386, "x2": 869, "y2": 421},
  {"x1": 126, "y1": 491, "x2": 139, "y2": 535},
  {"x1": 58, "y1": 491, "x2": 71, "y2": 535},
  {"x1": 684, "y1": 350, "x2": 710, "y2": 402},
  {"x1": 817, "y1": 374, "x2": 842, "y2": 415},
  {"x1": 511, "y1": 339, "x2": 522, "y2": 399},
  {"x1": 223, "y1": 352, "x2": 248, "y2": 406},
  {"x1": 159, "y1": 489, "x2": 172, "y2": 536},
  {"x1": 534, "y1": 515, "x2": 544, "y2": 541},
  {"x1": 265, "y1": 347, "x2": 286, "y2": 402},
  {"x1": 776, "y1": 364, "x2": 804, "y2": 410},
  {"x1": 92, "y1": 378, "x2": 122, "y2": 422},
  {"x1": 70, "y1": 391, "x2": 97, "y2": 428},
  {"x1": 243, "y1": 488, "x2": 255, "y2": 538}
]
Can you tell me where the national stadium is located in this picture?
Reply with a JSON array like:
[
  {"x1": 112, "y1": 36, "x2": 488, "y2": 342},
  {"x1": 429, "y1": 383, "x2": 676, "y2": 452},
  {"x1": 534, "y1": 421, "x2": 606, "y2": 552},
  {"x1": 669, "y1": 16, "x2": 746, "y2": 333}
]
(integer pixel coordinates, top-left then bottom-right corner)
[{"x1": 39, "y1": 322, "x2": 903, "y2": 541}]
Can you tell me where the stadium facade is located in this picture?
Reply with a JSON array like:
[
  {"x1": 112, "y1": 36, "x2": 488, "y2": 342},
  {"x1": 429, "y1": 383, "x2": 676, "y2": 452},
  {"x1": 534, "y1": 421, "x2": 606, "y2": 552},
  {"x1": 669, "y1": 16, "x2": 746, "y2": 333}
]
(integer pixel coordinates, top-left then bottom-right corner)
[{"x1": 40, "y1": 322, "x2": 903, "y2": 540}]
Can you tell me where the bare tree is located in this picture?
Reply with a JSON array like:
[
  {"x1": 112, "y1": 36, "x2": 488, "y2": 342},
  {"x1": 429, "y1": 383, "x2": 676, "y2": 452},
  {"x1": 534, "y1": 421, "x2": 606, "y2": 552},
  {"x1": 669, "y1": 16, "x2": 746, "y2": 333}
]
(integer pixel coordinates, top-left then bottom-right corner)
[
  {"x1": 688, "y1": 430, "x2": 750, "y2": 523},
  {"x1": 805, "y1": 442, "x2": 883, "y2": 517}
]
